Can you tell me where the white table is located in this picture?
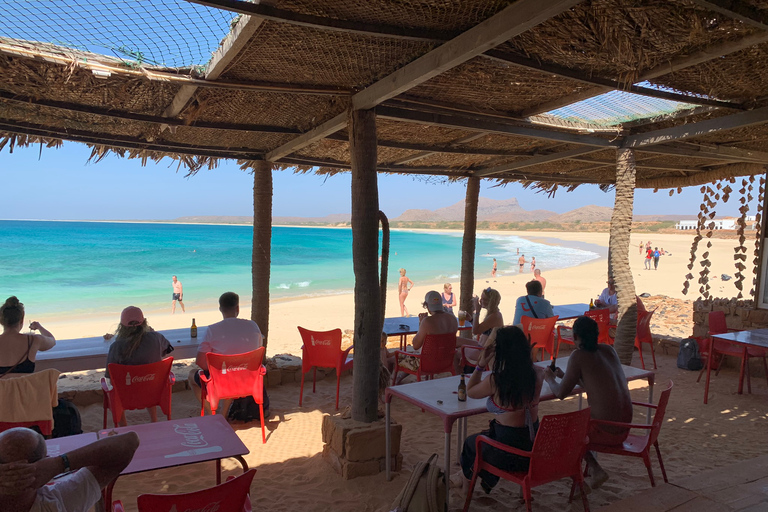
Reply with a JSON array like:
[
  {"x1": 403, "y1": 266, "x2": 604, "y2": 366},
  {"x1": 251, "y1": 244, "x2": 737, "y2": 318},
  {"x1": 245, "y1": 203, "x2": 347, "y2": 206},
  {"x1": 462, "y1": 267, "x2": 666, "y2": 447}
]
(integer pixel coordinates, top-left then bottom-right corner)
[
  {"x1": 384, "y1": 356, "x2": 655, "y2": 507},
  {"x1": 35, "y1": 327, "x2": 206, "y2": 372},
  {"x1": 383, "y1": 316, "x2": 471, "y2": 349},
  {"x1": 552, "y1": 303, "x2": 590, "y2": 321}
]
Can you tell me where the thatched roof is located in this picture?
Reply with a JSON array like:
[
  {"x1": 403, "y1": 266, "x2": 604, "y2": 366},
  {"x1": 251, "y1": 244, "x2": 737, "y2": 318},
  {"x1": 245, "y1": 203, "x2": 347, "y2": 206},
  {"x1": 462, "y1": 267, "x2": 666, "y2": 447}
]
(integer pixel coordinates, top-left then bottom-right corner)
[{"x1": 2, "y1": 0, "x2": 768, "y2": 188}]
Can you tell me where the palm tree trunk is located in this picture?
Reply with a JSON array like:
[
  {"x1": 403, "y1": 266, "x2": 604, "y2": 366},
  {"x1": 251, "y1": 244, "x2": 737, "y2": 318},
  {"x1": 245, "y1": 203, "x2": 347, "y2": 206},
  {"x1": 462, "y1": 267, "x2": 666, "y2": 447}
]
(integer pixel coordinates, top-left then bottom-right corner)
[
  {"x1": 251, "y1": 160, "x2": 273, "y2": 353},
  {"x1": 349, "y1": 109, "x2": 381, "y2": 423},
  {"x1": 611, "y1": 149, "x2": 638, "y2": 365},
  {"x1": 460, "y1": 177, "x2": 480, "y2": 313}
]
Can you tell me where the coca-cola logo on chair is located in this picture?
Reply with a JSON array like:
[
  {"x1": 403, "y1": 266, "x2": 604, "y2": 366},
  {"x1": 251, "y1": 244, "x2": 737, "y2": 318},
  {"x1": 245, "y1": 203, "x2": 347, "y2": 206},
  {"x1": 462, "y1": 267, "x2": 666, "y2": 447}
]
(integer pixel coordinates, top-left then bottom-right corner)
[
  {"x1": 124, "y1": 372, "x2": 156, "y2": 386},
  {"x1": 310, "y1": 335, "x2": 331, "y2": 347}
]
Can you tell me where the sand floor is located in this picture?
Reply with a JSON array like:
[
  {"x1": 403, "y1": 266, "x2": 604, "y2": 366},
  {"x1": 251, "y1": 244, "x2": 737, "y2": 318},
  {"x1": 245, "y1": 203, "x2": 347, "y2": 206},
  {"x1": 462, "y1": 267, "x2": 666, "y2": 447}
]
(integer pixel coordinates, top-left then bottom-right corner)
[{"x1": 90, "y1": 349, "x2": 768, "y2": 512}]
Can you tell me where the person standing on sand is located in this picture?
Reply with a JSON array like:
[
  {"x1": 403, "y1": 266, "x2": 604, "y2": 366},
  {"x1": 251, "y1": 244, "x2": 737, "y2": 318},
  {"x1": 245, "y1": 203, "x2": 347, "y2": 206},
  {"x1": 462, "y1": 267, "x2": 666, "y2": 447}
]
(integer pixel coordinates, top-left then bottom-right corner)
[
  {"x1": 533, "y1": 269, "x2": 546, "y2": 296},
  {"x1": 530, "y1": 256, "x2": 536, "y2": 272},
  {"x1": 398, "y1": 268, "x2": 413, "y2": 317},
  {"x1": 653, "y1": 247, "x2": 661, "y2": 270},
  {"x1": 492, "y1": 258, "x2": 497, "y2": 278},
  {"x1": 171, "y1": 275, "x2": 185, "y2": 314},
  {"x1": 644, "y1": 248, "x2": 653, "y2": 270},
  {"x1": 518, "y1": 254, "x2": 526, "y2": 273},
  {"x1": 639, "y1": 241, "x2": 643, "y2": 254}
]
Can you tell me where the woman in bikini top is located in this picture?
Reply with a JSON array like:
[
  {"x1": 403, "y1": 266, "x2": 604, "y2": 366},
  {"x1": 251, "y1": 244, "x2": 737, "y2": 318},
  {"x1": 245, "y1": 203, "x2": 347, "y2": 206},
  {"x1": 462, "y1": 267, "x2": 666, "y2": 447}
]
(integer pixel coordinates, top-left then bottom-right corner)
[{"x1": 0, "y1": 296, "x2": 56, "y2": 377}]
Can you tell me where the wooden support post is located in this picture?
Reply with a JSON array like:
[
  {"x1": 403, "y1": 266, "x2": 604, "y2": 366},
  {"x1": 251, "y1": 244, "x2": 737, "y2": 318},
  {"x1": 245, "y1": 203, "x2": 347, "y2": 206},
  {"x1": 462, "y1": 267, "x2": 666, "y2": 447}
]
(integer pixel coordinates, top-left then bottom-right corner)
[
  {"x1": 349, "y1": 109, "x2": 381, "y2": 423},
  {"x1": 611, "y1": 149, "x2": 638, "y2": 366},
  {"x1": 460, "y1": 177, "x2": 480, "y2": 313},
  {"x1": 251, "y1": 160, "x2": 273, "y2": 350}
]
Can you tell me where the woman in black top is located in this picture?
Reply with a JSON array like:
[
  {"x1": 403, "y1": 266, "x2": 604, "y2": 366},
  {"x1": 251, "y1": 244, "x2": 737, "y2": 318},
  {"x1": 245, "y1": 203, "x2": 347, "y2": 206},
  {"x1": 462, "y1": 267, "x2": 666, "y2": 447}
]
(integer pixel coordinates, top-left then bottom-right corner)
[{"x1": 0, "y1": 296, "x2": 56, "y2": 377}]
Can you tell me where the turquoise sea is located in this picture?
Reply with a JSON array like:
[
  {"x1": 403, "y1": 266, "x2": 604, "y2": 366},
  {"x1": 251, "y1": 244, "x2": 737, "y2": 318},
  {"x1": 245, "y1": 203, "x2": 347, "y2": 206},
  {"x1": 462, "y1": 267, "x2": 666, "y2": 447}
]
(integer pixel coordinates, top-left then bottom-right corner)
[{"x1": 0, "y1": 220, "x2": 600, "y2": 317}]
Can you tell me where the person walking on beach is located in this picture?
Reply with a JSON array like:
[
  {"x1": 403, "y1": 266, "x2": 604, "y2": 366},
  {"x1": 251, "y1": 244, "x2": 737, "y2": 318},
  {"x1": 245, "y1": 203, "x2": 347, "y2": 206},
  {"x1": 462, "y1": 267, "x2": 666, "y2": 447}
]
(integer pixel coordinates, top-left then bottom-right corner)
[
  {"x1": 171, "y1": 275, "x2": 185, "y2": 314},
  {"x1": 518, "y1": 254, "x2": 526, "y2": 273},
  {"x1": 492, "y1": 258, "x2": 497, "y2": 278},
  {"x1": 530, "y1": 256, "x2": 536, "y2": 272},
  {"x1": 639, "y1": 241, "x2": 643, "y2": 254},
  {"x1": 653, "y1": 247, "x2": 661, "y2": 270},
  {"x1": 398, "y1": 268, "x2": 413, "y2": 317},
  {"x1": 644, "y1": 247, "x2": 653, "y2": 270}
]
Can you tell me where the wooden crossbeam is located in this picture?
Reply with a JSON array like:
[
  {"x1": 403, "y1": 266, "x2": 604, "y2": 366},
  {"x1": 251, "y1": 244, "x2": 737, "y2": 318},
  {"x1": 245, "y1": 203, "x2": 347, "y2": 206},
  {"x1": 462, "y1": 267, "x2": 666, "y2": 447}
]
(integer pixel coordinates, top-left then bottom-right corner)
[
  {"x1": 623, "y1": 106, "x2": 768, "y2": 148},
  {"x1": 691, "y1": 1, "x2": 768, "y2": 31},
  {"x1": 163, "y1": 14, "x2": 265, "y2": 118},
  {"x1": 266, "y1": 0, "x2": 581, "y2": 161},
  {"x1": 325, "y1": 132, "x2": 519, "y2": 156},
  {"x1": 641, "y1": 143, "x2": 768, "y2": 165},
  {"x1": 376, "y1": 105, "x2": 617, "y2": 147},
  {"x1": 279, "y1": 156, "x2": 472, "y2": 176},
  {"x1": 473, "y1": 147, "x2": 605, "y2": 177}
]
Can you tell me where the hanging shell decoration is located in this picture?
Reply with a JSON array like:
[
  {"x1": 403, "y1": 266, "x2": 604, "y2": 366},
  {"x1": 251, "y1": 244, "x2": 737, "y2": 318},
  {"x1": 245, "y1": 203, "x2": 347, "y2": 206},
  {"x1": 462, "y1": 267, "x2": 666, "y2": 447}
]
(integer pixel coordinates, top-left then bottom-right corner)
[
  {"x1": 683, "y1": 184, "x2": 711, "y2": 296},
  {"x1": 752, "y1": 176, "x2": 766, "y2": 297}
]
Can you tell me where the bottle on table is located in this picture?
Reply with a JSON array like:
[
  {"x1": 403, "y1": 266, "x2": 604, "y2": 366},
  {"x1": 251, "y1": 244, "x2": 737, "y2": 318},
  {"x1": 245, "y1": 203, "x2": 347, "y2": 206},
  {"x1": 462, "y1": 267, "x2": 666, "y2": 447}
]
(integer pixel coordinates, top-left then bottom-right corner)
[
  {"x1": 589, "y1": 298, "x2": 595, "y2": 310},
  {"x1": 191, "y1": 318, "x2": 197, "y2": 338},
  {"x1": 458, "y1": 374, "x2": 467, "y2": 402}
]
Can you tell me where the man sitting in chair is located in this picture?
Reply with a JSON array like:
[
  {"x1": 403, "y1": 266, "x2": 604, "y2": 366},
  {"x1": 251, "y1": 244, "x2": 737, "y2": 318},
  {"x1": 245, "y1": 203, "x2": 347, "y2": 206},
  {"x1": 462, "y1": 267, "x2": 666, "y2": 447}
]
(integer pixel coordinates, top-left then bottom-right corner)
[
  {"x1": 188, "y1": 292, "x2": 268, "y2": 420},
  {"x1": 544, "y1": 316, "x2": 632, "y2": 489},
  {"x1": 0, "y1": 427, "x2": 138, "y2": 512}
]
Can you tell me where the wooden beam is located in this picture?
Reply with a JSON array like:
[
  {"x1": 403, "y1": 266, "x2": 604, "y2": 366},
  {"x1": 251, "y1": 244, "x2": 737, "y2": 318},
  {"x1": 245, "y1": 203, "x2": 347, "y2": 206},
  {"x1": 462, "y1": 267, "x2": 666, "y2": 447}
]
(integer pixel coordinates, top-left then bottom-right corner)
[
  {"x1": 691, "y1": 1, "x2": 768, "y2": 31},
  {"x1": 325, "y1": 132, "x2": 512, "y2": 156},
  {"x1": 474, "y1": 147, "x2": 604, "y2": 177},
  {"x1": 376, "y1": 105, "x2": 617, "y2": 147},
  {"x1": 0, "y1": 92, "x2": 300, "y2": 134},
  {"x1": 163, "y1": 14, "x2": 265, "y2": 118},
  {"x1": 265, "y1": 113, "x2": 346, "y2": 162},
  {"x1": 0, "y1": 120, "x2": 261, "y2": 160},
  {"x1": 278, "y1": 156, "x2": 472, "y2": 176},
  {"x1": 623, "y1": 106, "x2": 768, "y2": 148},
  {"x1": 351, "y1": 0, "x2": 582, "y2": 111},
  {"x1": 641, "y1": 143, "x2": 768, "y2": 164},
  {"x1": 186, "y1": 0, "x2": 453, "y2": 42},
  {"x1": 390, "y1": 132, "x2": 490, "y2": 165},
  {"x1": 521, "y1": 31, "x2": 768, "y2": 117}
]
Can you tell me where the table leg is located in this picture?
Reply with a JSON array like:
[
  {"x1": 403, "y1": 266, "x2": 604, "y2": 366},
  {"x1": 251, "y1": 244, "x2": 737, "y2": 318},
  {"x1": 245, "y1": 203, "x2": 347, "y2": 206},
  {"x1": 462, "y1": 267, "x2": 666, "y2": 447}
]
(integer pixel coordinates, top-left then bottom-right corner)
[
  {"x1": 738, "y1": 346, "x2": 747, "y2": 395},
  {"x1": 216, "y1": 458, "x2": 221, "y2": 485},
  {"x1": 444, "y1": 432, "x2": 451, "y2": 509},
  {"x1": 647, "y1": 377, "x2": 655, "y2": 424},
  {"x1": 233, "y1": 455, "x2": 249, "y2": 472},
  {"x1": 704, "y1": 342, "x2": 713, "y2": 404},
  {"x1": 104, "y1": 480, "x2": 116, "y2": 512},
  {"x1": 385, "y1": 402, "x2": 392, "y2": 481},
  {"x1": 578, "y1": 392, "x2": 583, "y2": 410},
  {"x1": 456, "y1": 418, "x2": 463, "y2": 462}
]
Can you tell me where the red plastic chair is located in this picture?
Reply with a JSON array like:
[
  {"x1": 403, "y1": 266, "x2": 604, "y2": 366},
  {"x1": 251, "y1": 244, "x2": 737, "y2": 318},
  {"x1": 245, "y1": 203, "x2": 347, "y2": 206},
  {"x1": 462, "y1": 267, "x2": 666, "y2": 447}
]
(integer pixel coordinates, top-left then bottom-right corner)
[
  {"x1": 101, "y1": 357, "x2": 175, "y2": 428},
  {"x1": 298, "y1": 327, "x2": 353, "y2": 410},
  {"x1": 588, "y1": 380, "x2": 673, "y2": 487},
  {"x1": 392, "y1": 332, "x2": 457, "y2": 384},
  {"x1": 700, "y1": 311, "x2": 767, "y2": 404},
  {"x1": 521, "y1": 316, "x2": 559, "y2": 362},
  {"x1": 556, "y1": 309, "x2": 613, "y2": 357},
  {"x1": 112, "y1": 468, "x2": 256, "y2": 512},
  {"x1": 463, "y1": 408, "x2": 592, "y2": 512},
  {"x1": 460, "y1": 344, "x2": 483, "y2": 369},
  {"x1": 199, "y1": 348, "x2": 267, "y2": 444},
  {"x1": 635, "y1": 309, "x2": 657, "y2": 369}
]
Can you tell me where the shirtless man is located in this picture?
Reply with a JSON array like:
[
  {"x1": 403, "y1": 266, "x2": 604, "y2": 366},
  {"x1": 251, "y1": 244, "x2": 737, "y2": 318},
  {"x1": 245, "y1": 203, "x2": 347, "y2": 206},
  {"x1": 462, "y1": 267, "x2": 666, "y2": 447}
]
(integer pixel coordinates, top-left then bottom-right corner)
[
  {"x1": 544, "y1": 316, "x2": 632, "y2": 489},
  {"x1": 171, "y1": 275, "x2": 185, "y2": 314},
  {"x1": 518, "y1": 254, "x2": 526, "y2": 273},
  {"x1": 491, "y1": 258, "x2": 497, "y2": 278},
  {"x1": 533, "y1": 268, "x2": 546, "y2": 295}
]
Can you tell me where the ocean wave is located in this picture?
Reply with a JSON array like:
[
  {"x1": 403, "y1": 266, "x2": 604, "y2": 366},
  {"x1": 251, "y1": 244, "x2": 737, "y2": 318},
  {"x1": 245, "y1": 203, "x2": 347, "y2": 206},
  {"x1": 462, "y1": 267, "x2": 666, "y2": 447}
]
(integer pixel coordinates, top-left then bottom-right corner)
[{"x1": 275, "y1": 281, "x2": 312, "y2": 290}]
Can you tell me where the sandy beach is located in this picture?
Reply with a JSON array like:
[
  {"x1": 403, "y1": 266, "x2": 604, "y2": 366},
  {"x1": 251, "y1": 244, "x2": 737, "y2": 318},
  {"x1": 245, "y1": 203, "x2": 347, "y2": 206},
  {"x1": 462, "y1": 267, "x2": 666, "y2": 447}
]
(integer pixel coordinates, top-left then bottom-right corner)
[
  {"x1": 33, "y1": 229, "x2": 768, "y2": 511},
  {"x1": 38, "y1": 230, "x2": 751, "y2": 356}
]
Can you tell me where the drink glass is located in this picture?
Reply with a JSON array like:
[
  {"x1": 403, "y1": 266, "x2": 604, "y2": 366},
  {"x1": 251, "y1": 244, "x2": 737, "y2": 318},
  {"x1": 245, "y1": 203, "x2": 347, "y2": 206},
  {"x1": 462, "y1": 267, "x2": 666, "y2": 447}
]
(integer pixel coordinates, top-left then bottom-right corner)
[{"x1": 458, "y1": 310, "x2": 466, "y2": 327}]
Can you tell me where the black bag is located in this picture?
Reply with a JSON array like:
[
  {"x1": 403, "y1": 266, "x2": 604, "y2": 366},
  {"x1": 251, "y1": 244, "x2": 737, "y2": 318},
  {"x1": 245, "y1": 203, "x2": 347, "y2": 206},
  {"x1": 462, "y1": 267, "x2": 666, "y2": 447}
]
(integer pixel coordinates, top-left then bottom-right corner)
[
  {"x1": 51, "y1": 399, "x2": 83, "y2": 438},
  {"x1": 227, "y1": 389, "x2": 270, "y2": 423},
  {"x1": 677, "y1": 338, "x2": 703, "y2": 371}
]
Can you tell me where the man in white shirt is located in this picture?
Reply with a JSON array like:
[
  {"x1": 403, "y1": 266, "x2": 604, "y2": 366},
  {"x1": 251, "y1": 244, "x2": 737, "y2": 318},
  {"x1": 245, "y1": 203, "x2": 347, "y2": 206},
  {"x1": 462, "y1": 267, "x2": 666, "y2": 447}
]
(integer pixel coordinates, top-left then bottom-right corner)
[
  {"x1": 595, "y1": 278, "x2": 618, "y2": 313},
  {"x1": 188, "y1": 292, "x2": 266, "y2": 418},
  {"x1": 0, "y1": 428, "x2": 138, "y2": 512}
]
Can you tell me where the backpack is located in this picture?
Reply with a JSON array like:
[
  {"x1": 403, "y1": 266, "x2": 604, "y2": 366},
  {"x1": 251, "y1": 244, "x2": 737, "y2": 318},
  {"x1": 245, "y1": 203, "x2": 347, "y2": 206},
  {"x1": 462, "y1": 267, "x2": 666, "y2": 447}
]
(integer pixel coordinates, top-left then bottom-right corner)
[
  {"x1": 390, "y1": 453, "x2": 446, "y2": 512},
  {"x1": 677, "y1": 338, "x2": 703, "y2": 371},
  {"x1": 227, "y1": 388, "x2": 270, "y2": 423},
  {"x1": 51, "y1": 399, "x2": 83, "y2": 438}
]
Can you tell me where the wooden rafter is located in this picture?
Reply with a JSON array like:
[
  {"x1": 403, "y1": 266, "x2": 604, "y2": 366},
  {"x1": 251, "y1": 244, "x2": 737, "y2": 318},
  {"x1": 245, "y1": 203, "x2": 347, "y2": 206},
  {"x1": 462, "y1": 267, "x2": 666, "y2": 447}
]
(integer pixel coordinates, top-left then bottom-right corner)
[
  {"x1": 325, "y1": 132, "x2": 516, "y2": 157},
  {"x1": 265, "y1": 0, "x2": 581, "y2": 161},
  {"x1": 474, "y1": 147, "x2": 604, "y2": 177},
  {"x1": 691, "y1": 1, "x2": 768, "y2": 31},
  {"x1": 641, "y1": 143, "x2": 768, "y2": 165}
]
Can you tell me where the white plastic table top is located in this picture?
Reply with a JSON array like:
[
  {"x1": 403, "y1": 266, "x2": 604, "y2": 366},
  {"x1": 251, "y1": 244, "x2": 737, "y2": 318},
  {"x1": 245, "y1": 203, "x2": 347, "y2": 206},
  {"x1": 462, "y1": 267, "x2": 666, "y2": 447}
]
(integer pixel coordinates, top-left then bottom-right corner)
[
  {"x1": 712, "y1": 328, "x2": 768, "y2": 349},
  {"x1": 45, "y1": 432, "x2": 99, "y2": 457},
  {"x1": 383, "y1": 316, "x2": 472, "y2": 336},
  {"x1": 552, "y1": 303, "x2": 591, "y2": 321},
  {"x1": 35, "y1": 327, "x2": 206, "y2": 372}
]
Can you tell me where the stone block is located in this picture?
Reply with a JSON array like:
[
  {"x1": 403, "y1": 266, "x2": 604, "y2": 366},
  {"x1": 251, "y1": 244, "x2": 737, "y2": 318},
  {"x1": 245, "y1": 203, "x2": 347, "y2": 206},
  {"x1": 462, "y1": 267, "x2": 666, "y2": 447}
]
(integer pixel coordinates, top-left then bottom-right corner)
[
  {"x1": 343, "y1": 458, "x2": 381, "y2": 479},
  {"x1": 273, "y1": 354, "x2": 302, "y2": 371},
  {"x1": 322, "y1": 414, "x2": 357, "y2": 457},
  {"x1": 345, "y1": 420, "x2": 402, "y2": 462},
  {"x1": 746, "y1": 309, "x2": 768, "y2": 327},
  {"x1": 266, "y1": 369, "x2": 282, "y2": 388},
  {"x1": 378, "y1": 453, "x2": 403, "y2": 473}
]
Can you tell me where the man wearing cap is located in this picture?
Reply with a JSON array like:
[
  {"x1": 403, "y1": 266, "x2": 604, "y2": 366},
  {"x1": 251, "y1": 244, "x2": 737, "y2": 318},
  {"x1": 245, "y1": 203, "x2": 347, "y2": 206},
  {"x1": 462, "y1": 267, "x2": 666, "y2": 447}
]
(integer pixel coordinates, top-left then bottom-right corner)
[{"x1": 188, "y1": 292, "x2": 267, "y2": 419}]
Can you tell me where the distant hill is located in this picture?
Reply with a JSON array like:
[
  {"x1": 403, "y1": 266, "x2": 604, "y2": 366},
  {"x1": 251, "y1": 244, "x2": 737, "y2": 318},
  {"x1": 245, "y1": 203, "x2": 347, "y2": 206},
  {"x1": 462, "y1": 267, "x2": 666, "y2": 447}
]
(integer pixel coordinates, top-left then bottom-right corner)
[
  {"x1": 395, "y1": 198, "x2": 557, "y2": 222},
  {"x1": 550, "y1": 205, "x2": 613, "y2": 223}
]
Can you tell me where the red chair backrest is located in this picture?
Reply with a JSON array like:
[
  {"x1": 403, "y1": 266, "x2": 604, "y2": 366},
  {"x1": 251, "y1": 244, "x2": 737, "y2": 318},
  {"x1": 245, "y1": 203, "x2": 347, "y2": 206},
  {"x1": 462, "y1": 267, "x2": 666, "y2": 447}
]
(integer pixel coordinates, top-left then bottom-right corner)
[
  {"x1": 521, "y1": 316, "x2": 559, "y2": 354},
  {"x1": 528, "y1": 408, "x2": 591, "y2": 484},
  {"x1": 636, "y1": 296, "x2": 647, "y2": 315},
  {"x1": 107, "y1": 357, "x2": 174, "y2": 410},
  {"x1": 585, "y1": 309, "x2": 611, "y2": 344},
  {"x1": 708, "y1": 310, "x2": 728, "y2": 335},
  {"x1": 298, "y1": 327, "x2": 343, "y2": 371},
  {"x1": 137, "y1": 468, "x2": 256, "y2": 511},
  {"x1": 419, "y1": 332, "x2": 457, "y2": 374},
  {"x1": 205, "y1": 348, "x2": 266, "y2": 402},
  {"x1": 647, "y1": 381, "x2": 673, "y2": 447},
  {"x1": 635, "y1": 309, "x2": 655, "y2": 345}
]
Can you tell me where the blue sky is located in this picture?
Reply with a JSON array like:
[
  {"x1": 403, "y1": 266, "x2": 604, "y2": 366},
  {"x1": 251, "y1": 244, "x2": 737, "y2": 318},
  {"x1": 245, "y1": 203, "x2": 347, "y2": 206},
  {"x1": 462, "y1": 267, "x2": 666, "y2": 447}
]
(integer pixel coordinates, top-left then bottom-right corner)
[{"x1": 0, "y1": 142, "x2": 754, "y2": 221}]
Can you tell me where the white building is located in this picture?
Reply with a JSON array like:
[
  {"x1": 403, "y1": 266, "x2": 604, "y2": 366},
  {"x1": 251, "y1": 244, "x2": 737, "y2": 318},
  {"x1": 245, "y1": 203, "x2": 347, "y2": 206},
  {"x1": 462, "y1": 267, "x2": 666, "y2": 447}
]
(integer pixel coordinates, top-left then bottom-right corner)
[{"x1": 675, "y1": 218, "x2": 747, "y2": 230}]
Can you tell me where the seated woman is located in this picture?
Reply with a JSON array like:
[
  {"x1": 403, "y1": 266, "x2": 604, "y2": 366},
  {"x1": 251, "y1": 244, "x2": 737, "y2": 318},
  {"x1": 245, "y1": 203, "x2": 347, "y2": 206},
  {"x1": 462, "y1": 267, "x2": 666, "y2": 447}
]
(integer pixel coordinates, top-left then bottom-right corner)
[
  {"x1": 105, "y1": 306, "x2": 173, "y2": 425},
  {"x1": 454, "y1": 326, "x2": 545, "y2": 495},
  {"x1": 0, "y1": 296, "x2": 56, "y2": 377},
  {"x1": 454, "y1": 287, "x2": 503, "y2": 373},
  {"x1": 396, "y1": 291, "x2": 457, "y2": 380}
]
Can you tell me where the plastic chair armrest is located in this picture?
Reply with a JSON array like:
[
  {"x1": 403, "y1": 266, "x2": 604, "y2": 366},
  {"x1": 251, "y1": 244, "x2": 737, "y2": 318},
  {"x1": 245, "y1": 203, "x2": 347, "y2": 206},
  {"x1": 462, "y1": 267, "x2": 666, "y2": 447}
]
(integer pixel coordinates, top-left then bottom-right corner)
[
  {"x1": 342, "y1": 346, "x2": 353, "y2": 359},
  {"x1": 199, "y1": 369, "x2": 212, "y2": 384},
  {"x1": 630, "y1": 400, "x2": 658, "y2": 409},
  {"x1": 111, "y1": 501, "x2": 125, "y2": 512},
  {"x1": 394, "y1": 349, "x2": 420, "y2": 358},
  {"x1": 100, "y1": 377, "x2": 111, "y2": 393},
  {"x1": 590, "y1": 418, "x2": 652, "y2": 430},
  {"x1": 476, "y1": 435, "x2": 532, "y2": 459},
  {"x1": 168, "y1": 372, "x2": 176, "y2": 385}
]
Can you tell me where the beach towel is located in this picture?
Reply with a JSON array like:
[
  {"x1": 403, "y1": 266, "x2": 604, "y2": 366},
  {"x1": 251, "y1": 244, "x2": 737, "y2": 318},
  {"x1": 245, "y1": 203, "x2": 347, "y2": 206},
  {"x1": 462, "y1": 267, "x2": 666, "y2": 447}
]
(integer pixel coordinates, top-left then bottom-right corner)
[{"x1": 0, "y1": 369, "x2": 60, "y2": 423}]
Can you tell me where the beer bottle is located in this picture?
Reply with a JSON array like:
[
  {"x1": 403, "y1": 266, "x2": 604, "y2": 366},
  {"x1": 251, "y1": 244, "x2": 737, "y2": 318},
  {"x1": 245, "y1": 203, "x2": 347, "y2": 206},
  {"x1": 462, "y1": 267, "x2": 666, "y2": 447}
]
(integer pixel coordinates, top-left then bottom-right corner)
[
  {"x1": 191, "y1": 318, "x2": 197, "y2": 338},
  {"x1": 458, "y1": 374, "x2": 467, "y2": 402},
  {"x1": 589, "y1": 298, "x2": 595, "y2": 310}
]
